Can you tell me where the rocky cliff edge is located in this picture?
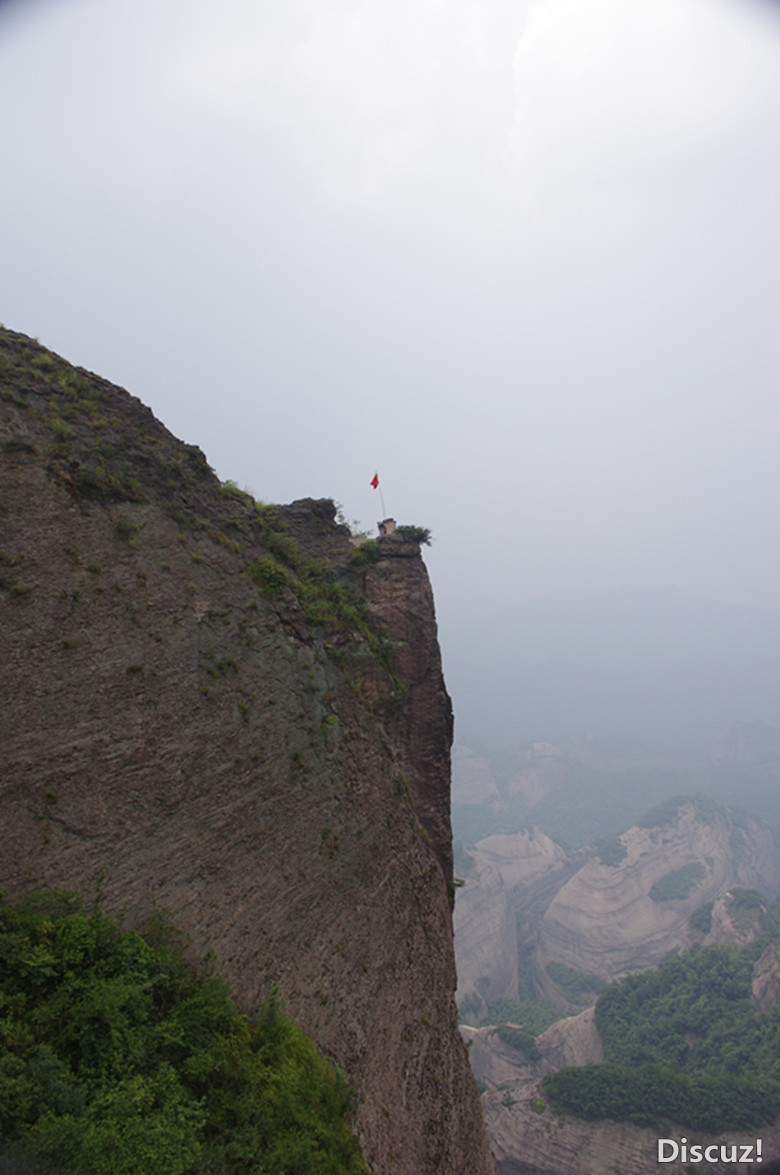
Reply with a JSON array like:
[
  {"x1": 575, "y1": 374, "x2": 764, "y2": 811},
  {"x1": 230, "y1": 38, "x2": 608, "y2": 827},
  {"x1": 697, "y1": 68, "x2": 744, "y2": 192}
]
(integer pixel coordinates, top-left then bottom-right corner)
[{"x1": 0, "y1": 328, "x2": 495, "y2": 1175}]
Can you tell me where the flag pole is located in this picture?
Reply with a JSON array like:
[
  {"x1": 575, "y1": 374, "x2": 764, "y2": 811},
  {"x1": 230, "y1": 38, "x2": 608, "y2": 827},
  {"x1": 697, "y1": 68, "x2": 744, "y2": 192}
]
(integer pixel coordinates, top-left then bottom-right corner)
[{"x1": 371, "y1": 472, "x2": 386, "y2": 520}]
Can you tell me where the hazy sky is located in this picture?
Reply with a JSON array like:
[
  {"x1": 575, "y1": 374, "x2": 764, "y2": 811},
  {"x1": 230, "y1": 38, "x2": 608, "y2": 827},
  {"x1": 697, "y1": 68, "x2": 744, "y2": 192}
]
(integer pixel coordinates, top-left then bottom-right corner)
[{"x1": 2, "y1": 0, "x2": 780, "y2": 624}]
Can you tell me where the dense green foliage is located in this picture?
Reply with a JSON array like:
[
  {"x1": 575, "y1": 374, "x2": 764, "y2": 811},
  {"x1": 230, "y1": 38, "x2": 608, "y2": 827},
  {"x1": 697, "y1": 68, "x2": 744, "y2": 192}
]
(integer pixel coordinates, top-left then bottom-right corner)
[
  {"x1": 649, "y1": 862, "x2": 706, "y2": 903},
  {"x1": 348, "y1": 540, "x2": 380, "y2": 566},
  {"x1": 395, "y1": 525, "x2": 432, "y2": 546},
  {"x1": 543, "y1": 918, "x2": 780, "y2": 1131},
  {"x1": 545, "y1": 963, "x2": 604, "y2": 1005},
  {"x1": 688, "y1": 901, "x2": 714, "y2": 936},
  {"x1": 595, "y1": 837, "x2": 627, "y2": 867},
  {"x1": 544, "y1": 1063, "x2": 776, "y2": 1132},
  {"x1": 0, "y1": 891, "x2": 368, "y2": 1175},
  {"x1": 494, "y1": 1024, "x2": 539, "y2": 1060}
]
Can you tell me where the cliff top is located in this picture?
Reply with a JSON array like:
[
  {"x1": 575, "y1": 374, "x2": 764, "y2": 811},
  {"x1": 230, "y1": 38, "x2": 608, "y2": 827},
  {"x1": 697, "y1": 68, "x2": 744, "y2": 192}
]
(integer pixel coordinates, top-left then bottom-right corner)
[{"x1": 0, "y1": 326, "x2": 495, "y2": 1175}]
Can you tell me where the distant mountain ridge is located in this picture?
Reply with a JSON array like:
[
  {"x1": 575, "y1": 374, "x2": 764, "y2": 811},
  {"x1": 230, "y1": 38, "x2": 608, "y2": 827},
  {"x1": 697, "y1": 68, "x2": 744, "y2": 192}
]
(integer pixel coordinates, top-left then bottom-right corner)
[{"x1": 443, "y1": 585, "x2": 780, "y2": 753}]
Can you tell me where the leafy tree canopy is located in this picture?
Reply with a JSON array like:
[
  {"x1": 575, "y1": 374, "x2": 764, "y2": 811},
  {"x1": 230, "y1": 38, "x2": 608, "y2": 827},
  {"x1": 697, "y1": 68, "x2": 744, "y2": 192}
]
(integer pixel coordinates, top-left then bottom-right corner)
[
  {"x1": 543, "y1": 900, "x2": 780, "y2": 1131},
  {"x1": 0, "y1": 890, "x2": 368, "y2": 1175}
]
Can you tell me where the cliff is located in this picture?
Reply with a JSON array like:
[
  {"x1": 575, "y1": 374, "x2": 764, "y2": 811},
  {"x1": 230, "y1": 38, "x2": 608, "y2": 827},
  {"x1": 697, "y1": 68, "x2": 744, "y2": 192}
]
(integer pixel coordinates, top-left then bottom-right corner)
[
  {"x1": 455, "y1": 799, "x2": 780, "y2": 1018},
  {"x1": 0, "y1": 328, "x2": 496, "y2": 1175},
  {"x1": 454, "y1": 828, "x2": 570, "y2": 1014}
]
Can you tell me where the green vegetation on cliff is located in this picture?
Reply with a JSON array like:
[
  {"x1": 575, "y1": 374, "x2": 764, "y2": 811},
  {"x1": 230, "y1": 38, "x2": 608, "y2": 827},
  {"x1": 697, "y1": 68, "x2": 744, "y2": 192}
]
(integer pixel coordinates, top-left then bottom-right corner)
[
  {"x1": 543, "y1": 903, "x2": 780, "y2": 1130},
  {"x1": 0, "y1": 891, "x2": 368, "y2": 1175},
  {"x1": 0, "y1": 327, "x2": 399, "y2": 679},
  {"x1": 648, "y1": 861, "x2": 706, "y2": 903}
]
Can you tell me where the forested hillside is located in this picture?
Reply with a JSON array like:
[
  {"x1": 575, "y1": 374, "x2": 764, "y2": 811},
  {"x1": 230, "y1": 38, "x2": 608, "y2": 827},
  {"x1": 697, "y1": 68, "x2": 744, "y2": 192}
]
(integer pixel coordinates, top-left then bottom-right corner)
[
  {"x1": 0, "y1": 890, "x2": 367, "y2": 1174},
  {"x1": 543, "y1": 896, "x2": 780, "y2": 1131}
]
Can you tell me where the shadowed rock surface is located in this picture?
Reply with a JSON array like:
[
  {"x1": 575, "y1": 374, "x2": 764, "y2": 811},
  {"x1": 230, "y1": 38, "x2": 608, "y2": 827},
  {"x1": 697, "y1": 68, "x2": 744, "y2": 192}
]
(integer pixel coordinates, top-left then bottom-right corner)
[{"x1": 0, "y1": 328, "x2": 496, "y2": 1175}]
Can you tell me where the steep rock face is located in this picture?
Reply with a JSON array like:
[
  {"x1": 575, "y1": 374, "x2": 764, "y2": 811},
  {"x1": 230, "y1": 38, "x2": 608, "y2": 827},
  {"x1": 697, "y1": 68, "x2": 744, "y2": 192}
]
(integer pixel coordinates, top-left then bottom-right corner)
[
  {"x1": 454, "y1": 859, "x2": 519, "y2": 1008},
  {"x1": 454, "y1": 828, "x2": 576, "y2": 1016},
  {"x1": 535, "y1": 801, "x2": 780, "y2": 998},
  {"x1": 454, "y1": 829, "x2": 568, "y2": 1012},
  {"x1": 0, "y1": 329, "x2": 496, "y2": 1175},
  {"x1": 362, "y1": 536, "x2": 454, "y2": 886}
]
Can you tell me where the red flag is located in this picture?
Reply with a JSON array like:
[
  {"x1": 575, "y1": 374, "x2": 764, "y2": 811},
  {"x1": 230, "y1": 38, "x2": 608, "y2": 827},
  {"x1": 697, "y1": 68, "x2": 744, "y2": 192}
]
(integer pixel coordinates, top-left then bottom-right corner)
[{"x1": 370, "y1": 472, "x2": 379, "y2": 488}]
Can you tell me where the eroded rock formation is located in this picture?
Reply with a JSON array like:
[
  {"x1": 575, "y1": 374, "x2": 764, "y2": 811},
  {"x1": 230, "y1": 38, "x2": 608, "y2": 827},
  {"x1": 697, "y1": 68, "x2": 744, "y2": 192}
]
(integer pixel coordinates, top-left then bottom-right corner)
[
  {"x1": 454, "y1": 828, "x2": 570, "y2": 1014},
  {"x1": 535, "y1": 801, "x2": 780, "y2": 1000},
  {"x1": 456, "y1": 799, "x2": 780, "y2": 1017}
]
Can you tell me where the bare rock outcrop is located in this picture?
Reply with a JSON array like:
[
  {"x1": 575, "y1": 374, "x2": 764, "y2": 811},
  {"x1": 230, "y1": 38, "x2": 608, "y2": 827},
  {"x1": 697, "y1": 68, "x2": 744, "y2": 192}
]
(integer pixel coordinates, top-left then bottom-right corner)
[
  {"x1": 462, "y1": 1007, "x2": 602, "y2": 1092},
  {"x1": 534, "y1": 1005, "x2": 603, "y2": 1070},
  {"x1": 484, "y1": 1082, "x2": 780, "y2": 1175},
  {"x1": 0, "y1": 328, "x2": 496, "y2": 1175},
  {"x1": 452, "y1": 745, "x2": 500, "y2": 804},
  {"x1": 535, "y1": 801, "x2": 780, "y2": 1000},
  {"x1": 465, "y1": 1007, "x2": 780, "y2": 1174},
  {"x1": 474, "y1": 829, "x2": 568, "y2": 893},
  {"x1": 455, "y1": 828, "x2": 568, "y2": 1012},
  {"x1": 752, "y1": 941, "x2": 780, "y2": 1013}
]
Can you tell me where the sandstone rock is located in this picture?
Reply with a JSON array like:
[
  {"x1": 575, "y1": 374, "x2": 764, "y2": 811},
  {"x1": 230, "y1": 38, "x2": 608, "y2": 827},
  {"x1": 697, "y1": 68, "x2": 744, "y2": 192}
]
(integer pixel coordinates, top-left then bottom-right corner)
[
  {"x1": 465, "y1": 987, "x2": 780, "y2": 1174},
  {"x1": 698, "y1": 891, "x2": 766, "y2": 950},
  {"x1": 535, "y1": 801, "x2": 780, "y2": 1001},
  {"x1": 484, "y1": 1079, "x2": 780, "y2": 1175},
  {"x1": 454, "y1": 828, "x2": 569, "y2": 1013},
  {"x1": 752, "y1": 941, "x2": 780, "y2": 1013},
  {"x1": 474, "y1": 828, "x2": 567, "y2": 892},
  {"x1": 452, "y1": 745, "x2": 500, "y2": 804},
  {"x1": 455, "y1": 859, "x2": 519, "y2": 1010},
  {"x1": 0, "y1": 329, "x2": 496, "y2": 1175},
  {"x1": 534, "y1": 1006, "x2": 603, "y2": 1070}
]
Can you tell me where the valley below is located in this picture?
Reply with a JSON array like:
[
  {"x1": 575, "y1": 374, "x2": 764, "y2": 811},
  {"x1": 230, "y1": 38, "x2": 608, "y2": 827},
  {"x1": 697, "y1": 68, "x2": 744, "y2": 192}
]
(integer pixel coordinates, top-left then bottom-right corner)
[{"x1": 452, "y1": 742, "x2": 780, "y2": 1173}]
